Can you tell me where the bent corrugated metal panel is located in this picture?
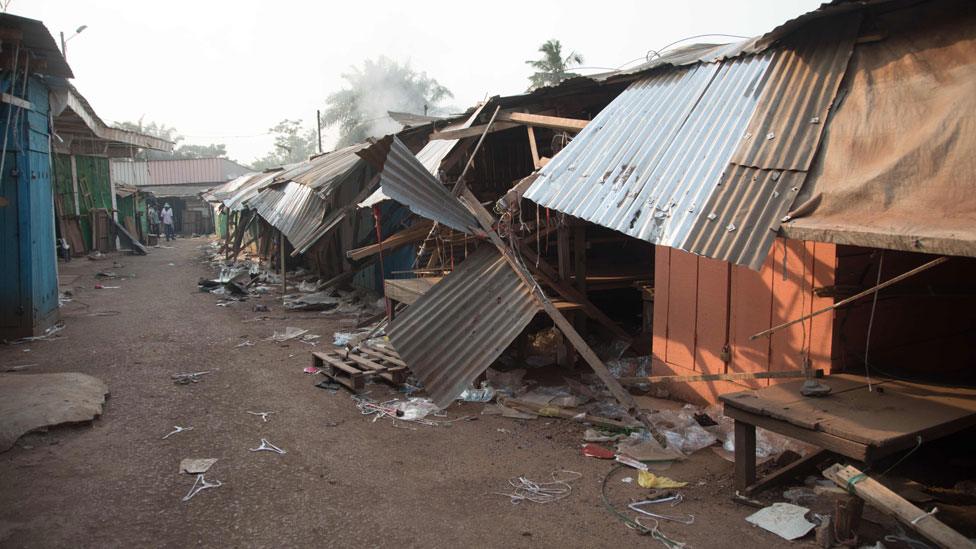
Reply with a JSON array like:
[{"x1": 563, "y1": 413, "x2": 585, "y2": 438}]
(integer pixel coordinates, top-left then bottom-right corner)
[
  {"x1": 250, "y1": 182, "x2": 330, "y2": 254},
  {"x1": 275, "y1": 143, "x2": 369, "y2": 196},
  {"x1": 524, "y1": 52, "x2": 774, "y2": 260},
  {"x1": 388, "y1": 246, "x2": 539, "y2": 408},
  {"x1": 224, "y1": 168, "x2": 286, "y2": 211},
  {"x1": 359, "y1": 108, "x2": 481, "y2": 207},
  {"x1": 357, "y1": 136, "x2": 480, "y2": 234}
]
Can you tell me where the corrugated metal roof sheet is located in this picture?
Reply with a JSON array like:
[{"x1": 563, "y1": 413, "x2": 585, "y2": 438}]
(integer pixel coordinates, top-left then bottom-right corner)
[
  {"x1": 274, "y1": 143, "x2": 369, "y2": 196},
  {"x1": 140, "y1": 184, "x2": 215, "y2": 198},
  {"x1": 111, "y1": 158, "x2": 250, "y2": 186},
  {"x1": 359, "y1": 107, "x2": 482, "y2": 207},
  {"x1": 357, "y1": 136, "x2": 480, "y2": 234},
  {"x1": 524, "y1": 52, "x2": 773, "y2": 261},
  {"x1": 224, "y1": 169, "x2": 286, "y2": 211},
  {"x1": 524, "y1": 14, "x2": 860, "y2": 270},
  {"x1": 388, "y1": 246, "x2": 540, "y2": 408},
  {"x1": 249, "y1": 181, "x2": 330, "y2": 254}
]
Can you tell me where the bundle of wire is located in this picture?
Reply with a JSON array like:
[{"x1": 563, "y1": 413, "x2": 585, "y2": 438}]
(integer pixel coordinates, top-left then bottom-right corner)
[
  {"x1": 495, "y1": 470, "x2": 582, "y2": 504},
  {"x1": 602, "y1": 465, "x2": 687, "y2": 548}
]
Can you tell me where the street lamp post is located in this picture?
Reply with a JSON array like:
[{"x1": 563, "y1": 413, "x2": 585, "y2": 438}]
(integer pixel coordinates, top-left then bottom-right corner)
[{"x1": 59, "y1": 25, "x2": 88, "y2": 61}]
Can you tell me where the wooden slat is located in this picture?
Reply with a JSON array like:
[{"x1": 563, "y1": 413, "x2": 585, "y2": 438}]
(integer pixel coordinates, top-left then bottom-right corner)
[
  {"x1": 725, "y1": 405, "x2": 869, "y2": 461},
  {"x1": 497, "y1": 111, "x2": 589, "y2": 131},
  {"x1": 824, "y1": 464, "x2": 975, "y2": 549},
  {"x1": 429, "y1": 121, "x2": 519, "y2": 140},
  {"x1": 356, "y1": 346, "x2": 407, "y2": 367}
]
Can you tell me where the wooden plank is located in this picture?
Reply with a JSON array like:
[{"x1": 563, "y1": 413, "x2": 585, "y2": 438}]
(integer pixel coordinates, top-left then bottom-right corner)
[
  {"x1": 744, "y1": 449, "x2": 828, "y2": 496},
  {"x1": 695, "y1": 256, "x2": 730, "y2": 376},
  {"x1": 734, "y1": 420, "x2": 758, "y2": 491},
  {"x1": 314, "y1": 352, "x2": 363, "y2": 377},
  {"x1": 356, "y1": 346, "x2": 407, "y2": 367},
  {"x1": 725, "y1": 405, "x2": 869, "y2": 461},
  {"x1": 526, "y1": 125, "x2": 541, "y2": 169},
  {"x1": 517, "y1": 243, "x2": 631, "y2": 342},
  {"x1": 0, "y1": 92, "x2": 32, "y2": 110},
  {"x1": 620, "y1": 369, "x2": 820, "y2": 386},
  {"x1": 667, "y1": 249, "x2": 698, "y2": 370},
  {"x1": 497, "y1": 111, "x2": 589, "y2": 132},
  {"x1": 429, "y1": 121, "x2": 519, "y2": 140},
  {"x1": 498, "y1": 396, "x2": 638, "y2": 430},
  {"x1": 823, "y1": 464, "x2": 976, "y2": 549},
  {"x1": 652, "y1": 246, "x2": 671, "y2": 366}
]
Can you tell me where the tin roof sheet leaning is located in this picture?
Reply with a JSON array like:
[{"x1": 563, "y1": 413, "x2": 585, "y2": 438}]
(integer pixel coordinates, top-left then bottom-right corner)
[
  {"x1": 273, "y1": 142, "x2": 369, "y2": 196},
  {"x1": 357, "y1": 136, "x2": 480, "y2": 234},
  {"x1": 524, "y1": 15, "x2": 860, "y2": 270},
  {"x1": 387, "y1": 246, "x2": 540, "y2": 409},
  {"x1": 359, "y1": 107, "x2": 482, "y2": 208},
  {"x1": 249, "y1": 182, "x2": 331, "y2": 254}
]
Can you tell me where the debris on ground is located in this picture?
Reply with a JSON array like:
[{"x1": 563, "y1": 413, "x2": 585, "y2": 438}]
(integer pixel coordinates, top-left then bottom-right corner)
[
  {"x1": 172, "y1": 371, "x2": 212, "y2": 384},
  {"x1": 182, "y1": 474, "x2": 222, "y2": 502},
  {"x1": 162, "y1": 426, "x2": 193, "y2": 440},
  {"x1": 494, "y1": 470, "x2": 582, "y2": 504},
  {"x1": 246, "y1": 411, "x2": 274, "y2": 422},
  {"x1": 271, "y1": 327, "x2": 307, "y2": 342},
  {"x1": 248, "y1": 438, "x2": 286, "y2": 455},
  {"x1": 745, "y1": 502, "x2": 816, "y2": 541},
  {"x1": 180, "y1": 458, "x2": 217, "y2": 474},
  {"x1": 0, "y1": 372, "x2": 110, "y2": 452}
]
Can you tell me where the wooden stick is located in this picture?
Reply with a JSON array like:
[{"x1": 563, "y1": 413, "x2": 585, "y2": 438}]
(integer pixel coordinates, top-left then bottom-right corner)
[
  {"x1": 497, "y1": 396, "x2": 637, "y2": 430},
  {"x1": 751, "y1": 257, "x2": 949, "y2": 340},
  {"x1": 452, "y1": 105, "x2": 501, "y2": 197},
  {"x1": 823, "y1": 463, "x2": 975, "y2": 549},
  {"x1": 620, "y1": 369, "x2": 823, "y2": 386}
]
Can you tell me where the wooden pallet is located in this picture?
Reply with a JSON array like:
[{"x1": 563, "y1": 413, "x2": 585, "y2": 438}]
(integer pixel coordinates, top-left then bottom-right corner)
[{"x1": 311, "y1": 347, "x2": 409, "y2": 393}]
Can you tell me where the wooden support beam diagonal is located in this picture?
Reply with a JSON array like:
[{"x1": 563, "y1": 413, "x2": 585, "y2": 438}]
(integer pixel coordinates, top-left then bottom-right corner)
[{"x1": 497, "y1": 111, "x2": 589, "y2": 132}]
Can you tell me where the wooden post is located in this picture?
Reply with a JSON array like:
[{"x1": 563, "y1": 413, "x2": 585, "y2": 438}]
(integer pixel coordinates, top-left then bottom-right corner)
[
  {"x1": 734, "y1": 420, "x2": 757, "y2": 491},
  {"x1": 573, "y1": 222, "x2": 587, "y2": 335},
  {"x1": 556, "y1": 223, "x2": 574, "y2": 367},
  {"x1": 526, "y1": 125, "x2": 541, "y2": 169},
  {"x1": 279, "y1": 231, "x2": 286, "y2": 295}
]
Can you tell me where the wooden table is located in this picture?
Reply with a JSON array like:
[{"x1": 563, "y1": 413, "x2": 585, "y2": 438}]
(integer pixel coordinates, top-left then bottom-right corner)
[{"x1": 720, "y1": 374, "x2": 976, "y2": 491}]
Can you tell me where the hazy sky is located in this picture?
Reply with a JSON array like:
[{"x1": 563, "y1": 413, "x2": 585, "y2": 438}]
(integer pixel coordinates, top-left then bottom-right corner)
[{"x1": 18, "y1": 0, "x2": 822, "y2": 166}]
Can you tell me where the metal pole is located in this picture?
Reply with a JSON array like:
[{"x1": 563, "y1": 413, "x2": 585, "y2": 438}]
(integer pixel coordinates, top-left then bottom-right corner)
[
  {"x1": 60, "y1": 31, "x2": 66, "y2": 60},
  {"x1": 316, "y1": 109, "x2": 322, "y2": 154}
]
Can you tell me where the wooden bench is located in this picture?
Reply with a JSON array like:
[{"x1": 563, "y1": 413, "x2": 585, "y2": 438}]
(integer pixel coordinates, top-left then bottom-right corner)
[{"x1": 720, "y1": 374, "x2": 976, "y2": 492}]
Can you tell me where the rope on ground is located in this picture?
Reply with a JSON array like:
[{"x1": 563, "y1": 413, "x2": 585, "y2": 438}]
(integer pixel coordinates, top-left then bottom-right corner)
[{"x1": 601, "y1": 465, "x2": 686, "y2": 548}]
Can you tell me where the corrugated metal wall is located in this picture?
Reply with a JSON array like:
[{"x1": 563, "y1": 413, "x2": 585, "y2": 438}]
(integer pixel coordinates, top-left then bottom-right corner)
[
  {"x1": 54, "y1": 153, "x2": 112, "y2": 250},
  {"x1": 651, "y1": 237, "x2": 835, "y2": 404}
]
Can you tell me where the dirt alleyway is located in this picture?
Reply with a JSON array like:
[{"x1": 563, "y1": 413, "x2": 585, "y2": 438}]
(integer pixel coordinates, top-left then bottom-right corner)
[{"x1": 0, "y1": 237, "x2": 789, "y2": 548}]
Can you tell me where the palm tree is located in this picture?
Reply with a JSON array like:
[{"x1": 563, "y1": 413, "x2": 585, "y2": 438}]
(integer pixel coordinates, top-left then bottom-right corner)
[{"x1": 526, "y1": 39, "x2": 584, "y2": 91}]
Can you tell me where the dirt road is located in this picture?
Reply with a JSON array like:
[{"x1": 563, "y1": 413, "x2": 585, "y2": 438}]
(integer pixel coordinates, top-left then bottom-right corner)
[{"x1": 0, "y1": 238, "x2": 793, "y2": 548}]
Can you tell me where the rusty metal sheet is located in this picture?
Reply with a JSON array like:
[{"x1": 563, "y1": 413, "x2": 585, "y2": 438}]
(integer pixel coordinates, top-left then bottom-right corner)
[
  {"x1": 388, "y1": 246, "x2": 539, "y2": 408},
  {"x1": 274, "y1": 142, "x2": 370, "y2": 196},
  {"x1": 730, "y1": 14, "x2": 861, "y2": 171},
  {"x1": 357, "y1": 136, "x2": 480, "y2": 234}
]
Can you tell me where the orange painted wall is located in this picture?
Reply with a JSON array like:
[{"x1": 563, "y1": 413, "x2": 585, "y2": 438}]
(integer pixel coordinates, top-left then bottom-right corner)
[{"x1": 651, "y1": 238, "x2": 836, "y2": 404}]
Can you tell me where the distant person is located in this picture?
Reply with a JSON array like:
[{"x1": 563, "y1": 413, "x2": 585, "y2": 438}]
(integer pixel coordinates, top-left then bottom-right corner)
[
  {"x1": 148, "y1": 204, "x2": 160, "y2": 236},
  {"x1": 161, "y1": 203, "x2": 176, "y2": 242}
]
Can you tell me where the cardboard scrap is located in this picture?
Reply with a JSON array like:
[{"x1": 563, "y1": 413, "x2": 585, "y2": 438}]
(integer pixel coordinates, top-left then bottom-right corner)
[
  {"x1": 180, "y1": 458, "x2": 218, "y2": 474},
  {"x1": 746, "y1": 502, "x2": 816, "y2": 541}
]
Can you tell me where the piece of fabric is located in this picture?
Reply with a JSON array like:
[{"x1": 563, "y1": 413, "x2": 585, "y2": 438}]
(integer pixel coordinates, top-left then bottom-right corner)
[{"x1": 783, "y1": 0, "x2": 976, "y2": 258}]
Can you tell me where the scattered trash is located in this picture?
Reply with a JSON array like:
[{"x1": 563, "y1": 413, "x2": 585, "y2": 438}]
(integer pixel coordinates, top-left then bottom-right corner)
[
  {"x1": 10, "y1": 321, "x2": 65, "y2": 344},
  {"x1": 496, "y1": 428, "x2": 514, "y2": 434},
  {"x1": 252, "y1": 304, "x2": 269, "y2": 312},
  {"x1": 745, "y1": 502, "x2": 816, "y2": 541},
  {"x1": 299, "y1": 334, "x2": 321, "y2": 345},
  {"x1": 783, "y1": 487, "x2": 818, "y2": 506},
  {"x1": 458, "y1": 384, "x2": 496, "y2": 402},
  {"x1": 621, "y1": 477, "x2": 634, "y2": 484},
  {"x1": 494, "y1": 470, "x2": 582, "y2": 504},
  {"x1": 94, "y1": 284, "x2": 120, "y2": 289},
  {"x1": 395, "y1": 398, "x2": 440, "y2": 421},
  {"x1": 249, "y1": 438, "x2": 286, "y2": 455},
  {"x1": 1, "y1": 363, "x2": 37, "y2": 372},
  {"x1": 180, "y1": 458, "x2": 217, "y2": 474},
  {"x1": 283, "y1": 291, "x2": 339, "y2": 311},
  {"x1": 303, "y1": 366, "x2": 321, "y2": 374},
  {"x1": 638, "y1": 471, "x2": 687, "y2": 489},
  {"x1": 582, "y1": 443, "x2": 616, "y2": 459},
  {"x1": 584, "y1": 428, "x2": 625, "y2": 443},
  {"x1": 182, "y1": 474, "x2": 222, "y2": 502},
  {"x1": 353, "y1": 395, "x2": 471, "y2": 427},
  {"x1": 235, "y1": 340, "x2": 254, "y2": 348},
  {"x1": 315, "y1": 379, "x2": 341, "y2": 391},
  {"x1": 246, "y1": 411, "x2": 274, "y2": 422},
  {"x1": 172, "y1": 371, "x2": 212, "y2": 385},
  {"x1": 271, "y1": 327, "x2": 308, "y2": 342},
  {"x1": 332, "y1": 330, "x2": 368, "y2": 346},
  {"x1": 629, "y1": 494, "x2": 695, "y2": 524},
  {"x1": 162, "y1": 425, "x2": 193, "y2": 440}
]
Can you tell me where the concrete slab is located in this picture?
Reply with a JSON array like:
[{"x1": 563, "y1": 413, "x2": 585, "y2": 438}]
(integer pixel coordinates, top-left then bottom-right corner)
[{"x1": 0, "y1": 373, "x2": 109, "y2": 452}]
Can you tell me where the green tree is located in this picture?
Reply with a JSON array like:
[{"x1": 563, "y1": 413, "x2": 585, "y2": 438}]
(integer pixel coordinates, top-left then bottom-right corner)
[
  {"x1": 321, "y1": 57, "x2": 453, "y2": 147},
  {"x1": 526, "y1": 39, "x2": 584, "y2": 91},
  {"x1": 251, "y1": 119, "x2": 317, "y2": 170}
]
